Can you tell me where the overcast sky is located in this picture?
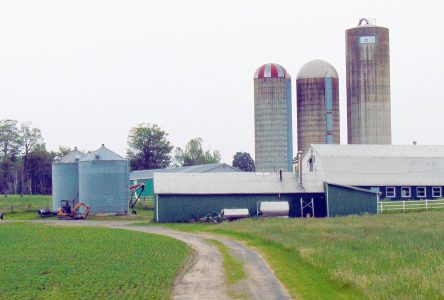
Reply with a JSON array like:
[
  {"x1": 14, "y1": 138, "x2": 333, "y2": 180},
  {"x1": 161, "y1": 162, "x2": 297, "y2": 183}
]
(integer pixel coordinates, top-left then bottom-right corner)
[{"x1": 1, "y1": 1, "x2": 443, "y2": 163}]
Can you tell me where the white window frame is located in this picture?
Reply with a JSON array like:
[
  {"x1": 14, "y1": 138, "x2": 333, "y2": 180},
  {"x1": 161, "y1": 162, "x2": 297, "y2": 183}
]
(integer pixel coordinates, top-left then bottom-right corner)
[
  {"x1": 401, "y1": 187, "x2": 411, "y2": 198},
  {"x1": 416, "y1": 187, "x2": 426, "y2": 198},
  {"x1": 386, "y1": 187, "x2": 396, "y2": 198},
  {"x1": 432, "y1": 187, "x2": 442, "y2": 198}
]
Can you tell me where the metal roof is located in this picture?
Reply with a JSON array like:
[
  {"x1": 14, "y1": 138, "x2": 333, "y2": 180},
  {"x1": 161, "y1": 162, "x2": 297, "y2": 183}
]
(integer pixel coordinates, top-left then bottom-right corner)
[
  {"x1": 297, "y1": 59, "x2": 338, "y2": 80},
  {"x1": 254, "y1": 63, "x2": 290, "y2": 79},
  {"x1": 154, "y1": 172, "x2": 305, "y2": 195},
  {"x1": 54, "y1": 147, "x2": 86, "y2": 164},
  {"x1": 306, "y1": 144, "x2": 444, "y2": 186},
  {"x1": 81, "y1": 144, "x2": 126, "y2": 161},
  {"x1": 130, "y1": 163, "x2": 240, "y2": 180}
]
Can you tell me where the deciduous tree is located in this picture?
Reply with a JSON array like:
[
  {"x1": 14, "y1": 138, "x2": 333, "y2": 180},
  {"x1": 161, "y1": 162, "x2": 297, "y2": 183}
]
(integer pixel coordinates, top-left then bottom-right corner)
[
  {"x1": 232, "y1": 152, "x2": 255, "y2": 172},
  {"x1": 174, "y1": 138, "x2": 221, "y2": 167}
]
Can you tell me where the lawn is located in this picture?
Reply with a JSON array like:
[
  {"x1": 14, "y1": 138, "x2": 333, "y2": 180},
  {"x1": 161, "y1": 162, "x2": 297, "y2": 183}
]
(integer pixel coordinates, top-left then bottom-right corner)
[
  {"x1": 0, "y1": 195, "x2": 154, "y2": 221},
  {"x1": 167, "y1": 211, "x2": 444, "y2": 300},
  {"x1": 0, "y1": 223, "x2": 190, "y2": 299}
]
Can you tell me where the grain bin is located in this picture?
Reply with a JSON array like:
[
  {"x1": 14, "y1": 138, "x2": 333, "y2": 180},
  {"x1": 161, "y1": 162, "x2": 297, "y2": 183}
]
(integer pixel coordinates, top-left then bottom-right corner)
[
  {"x1": 297, "y1": 59, "x2": 340, "y2": 154},
  {"x1": 346, "y1": 18, "x2": 391, "y2": 144},
  {"x1": 52, "y1": 147, "x2": 86, "y2": 210},
  {"x1": 79, "y1": 144, "x2": 129, "y2": 214},
  {"x1": 254, "y1": 63, "x2": 293, "y2": 172}
]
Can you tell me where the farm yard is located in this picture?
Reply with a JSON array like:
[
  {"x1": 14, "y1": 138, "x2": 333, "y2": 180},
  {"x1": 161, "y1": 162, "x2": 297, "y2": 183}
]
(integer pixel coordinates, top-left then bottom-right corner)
[{"x1": 0, "y1": 223, "x2": 189, "y2": 299}]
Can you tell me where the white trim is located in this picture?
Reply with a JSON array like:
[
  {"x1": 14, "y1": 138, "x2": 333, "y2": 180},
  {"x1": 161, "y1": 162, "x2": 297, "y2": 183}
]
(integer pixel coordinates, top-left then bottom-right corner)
[
  {"x1": 155, "y1": 195, "x2": 159, "y2": 221},
  {"x1": 432, "y1": 186, "x2": 442, "y2": 198},
  {"x1": 416, "y1": 186, "x2": 426, "y2": 198},
  {"x1": 401, "y1": 187, "x2": 411, "y2": 198},
  {"x1": 386, "y1": 186, "x2": 396, "y2": 198}
]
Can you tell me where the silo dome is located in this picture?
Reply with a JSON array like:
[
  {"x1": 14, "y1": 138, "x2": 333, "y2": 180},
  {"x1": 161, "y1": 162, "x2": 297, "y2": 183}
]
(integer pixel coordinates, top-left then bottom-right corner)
[
  {"x1": 297, "y1": 59, "x2": 338, "y2": 80},
  {"x1": 52, "y1": 147, "x2": 86, "y2": 210},
  {"x1": 254, "y1": 63, "x2": 290, "y2": 79},
  {"x1": 79, "y1": 144, "x2": 129, "y2": 214}
]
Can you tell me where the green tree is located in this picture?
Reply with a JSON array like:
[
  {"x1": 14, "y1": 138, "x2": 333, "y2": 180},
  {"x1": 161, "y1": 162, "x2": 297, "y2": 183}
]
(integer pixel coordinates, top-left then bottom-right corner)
[
  {"x1": 174, "y1": 138, "x2": 221, "y2": 167},
  {"x1": 232, "y1": 152, "x2": 255, "y2": 172},
  {"x1": 18, "y1": 122, "x2": 44, "y2": 196},
  {"x1": 0, "y1": 120, "x2": 20, "y2": 194},
  {"x1": 127, "y1": 123, "x2": 173, "y2": 170}
]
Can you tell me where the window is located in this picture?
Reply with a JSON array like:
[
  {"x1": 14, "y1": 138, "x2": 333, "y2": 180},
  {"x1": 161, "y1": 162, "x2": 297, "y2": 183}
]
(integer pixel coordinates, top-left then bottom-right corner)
[
  {"x1": 432, "y1": 187, "x2": 442, "y2": 198},
  {"x1": 416, "y1": 187, "x2": 426, "y2": 198},
  {"x1": 401, "y1": 187, "x2": 411, "y2": 198},
  {"x1": 386, "y1": 187, "x2": 396, "y2": 198}
]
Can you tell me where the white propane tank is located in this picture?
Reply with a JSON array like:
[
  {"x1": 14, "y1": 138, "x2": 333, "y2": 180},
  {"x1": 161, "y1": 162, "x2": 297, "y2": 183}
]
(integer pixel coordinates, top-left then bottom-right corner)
[
  {"x1": 221, "y1": 208, "x2": 249, "y2": 220},
  {"x1": 259, "y1": 201, "x2": 289, "y2": 217}
]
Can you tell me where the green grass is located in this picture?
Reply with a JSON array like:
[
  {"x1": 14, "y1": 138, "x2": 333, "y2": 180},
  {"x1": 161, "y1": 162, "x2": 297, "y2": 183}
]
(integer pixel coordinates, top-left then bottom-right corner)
[
  {"x1": 0, "y1": 223, "x2": 190, "y2": 299},
  {"x1": 165, "y1": 211, "x2": 444, "y2": 300}
]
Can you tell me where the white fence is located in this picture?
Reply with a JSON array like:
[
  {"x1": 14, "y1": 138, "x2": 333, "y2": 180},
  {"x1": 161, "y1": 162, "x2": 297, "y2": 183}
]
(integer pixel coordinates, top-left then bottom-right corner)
[{"x1": 378, "y1": 199, "x2": 444, "y2": 214}]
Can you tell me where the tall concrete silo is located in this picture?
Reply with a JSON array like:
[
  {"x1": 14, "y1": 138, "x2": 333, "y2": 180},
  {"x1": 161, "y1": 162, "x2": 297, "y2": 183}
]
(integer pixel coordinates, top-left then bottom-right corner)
[
  {"x1": 79, "y1": 144, "x2": 129, "y2": 214},
  {"x1": 346, "y1": 18, "x2": 391, "y2": 144},
  {"x1": 296, "y1": 59, "x2": 340, "y2": 154},
  {"x1": 52, "y1": 147, "x2": 86, "y2": 210},
  {"x1": 254, "y1": 63, "x2": 293, "y2": 172}
]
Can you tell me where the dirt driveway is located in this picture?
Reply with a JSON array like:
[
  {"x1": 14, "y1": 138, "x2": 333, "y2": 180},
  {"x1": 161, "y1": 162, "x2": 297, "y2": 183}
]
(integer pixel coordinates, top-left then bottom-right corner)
[{"x1": 17, "y1": 220, "x2": 291, "y2": 300}]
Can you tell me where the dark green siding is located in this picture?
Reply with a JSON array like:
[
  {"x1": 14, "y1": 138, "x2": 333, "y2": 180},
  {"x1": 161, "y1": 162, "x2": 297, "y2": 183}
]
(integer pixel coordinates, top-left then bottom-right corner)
[
  {"x1": 325, "y1": 183, "x2": 378, "y2": 217},
  {"x1": 156, "y1": 193, "x2": 325, "y2": 223}
]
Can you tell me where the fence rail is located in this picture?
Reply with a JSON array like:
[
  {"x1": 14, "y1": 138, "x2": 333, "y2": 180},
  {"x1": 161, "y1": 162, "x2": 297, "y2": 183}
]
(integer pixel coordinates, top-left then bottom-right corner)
[{"x1": 378, "y1": 199, "x2": 444, "y2": 213}]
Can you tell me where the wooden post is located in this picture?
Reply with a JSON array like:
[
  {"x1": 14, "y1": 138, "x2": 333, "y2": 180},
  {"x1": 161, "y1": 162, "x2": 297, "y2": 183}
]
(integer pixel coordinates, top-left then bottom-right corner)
[
  {"x1": 426, "y1": 199, "x2": 429, "y2": 211},
  {"x1": 403, "y1": 200, "x2": 406, "y2": 212}
]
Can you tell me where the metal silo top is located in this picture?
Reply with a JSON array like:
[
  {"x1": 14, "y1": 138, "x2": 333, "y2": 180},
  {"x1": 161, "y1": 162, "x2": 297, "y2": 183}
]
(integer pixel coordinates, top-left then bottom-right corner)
[
  {"x1": 81, "y1": 144, "x2": 126, "y2": 161},
  {"x1": 54, "y1": 147, "x2": 86, "y2": 164},
  {"x1": 254, "y1": 63, "x2": 290, "y2": 79},
  {"x1": 297, "y1": 59, "x2": 338, "y2": 80}
]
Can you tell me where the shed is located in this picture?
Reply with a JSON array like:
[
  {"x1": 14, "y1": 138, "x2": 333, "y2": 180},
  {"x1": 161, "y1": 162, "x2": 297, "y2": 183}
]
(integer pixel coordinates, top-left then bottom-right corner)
[{"x1": 130, "y1": 163, "x2": 241, "y2": 199}]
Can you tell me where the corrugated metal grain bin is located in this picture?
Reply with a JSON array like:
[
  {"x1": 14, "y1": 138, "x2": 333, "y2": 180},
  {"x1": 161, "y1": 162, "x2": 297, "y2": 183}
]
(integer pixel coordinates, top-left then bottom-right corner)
[
  {"x1": 52, "y1": 147, "x2": 86, "y2": 210},
  {"x1": 79, "y1": 144, "x2": 129, "y2": 214}
]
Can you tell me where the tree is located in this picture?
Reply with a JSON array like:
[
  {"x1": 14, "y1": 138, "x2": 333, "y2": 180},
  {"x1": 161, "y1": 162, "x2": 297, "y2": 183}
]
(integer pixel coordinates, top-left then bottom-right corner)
[
  {"x1": 0, "y1": 120, "x2": 20, "y2": 194},
  {"x1": 57, "y1": 146, "x2": 72, "y2": 157},
  {"x1": 232, "y1": 152, "x2": 255, "y2": 172},
  {"x1": 127, "y1": 123, "x2": 173, "y2": 170},
  {"x1": 174, "y1": 138, "x2": 221, "y2": 167},
  {"x1": 18, "y1": 122, "x2": 44, "y2": 196}
]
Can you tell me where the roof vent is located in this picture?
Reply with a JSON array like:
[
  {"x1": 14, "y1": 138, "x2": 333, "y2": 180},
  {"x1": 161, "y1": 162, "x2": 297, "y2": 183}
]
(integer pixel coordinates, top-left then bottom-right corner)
[{"x1": 95, "y1": 154, "x2": 100, "y2": 160}]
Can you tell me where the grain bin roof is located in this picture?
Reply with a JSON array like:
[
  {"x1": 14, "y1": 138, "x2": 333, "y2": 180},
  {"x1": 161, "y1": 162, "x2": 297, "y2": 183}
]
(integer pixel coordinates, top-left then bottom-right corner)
[
  {"x1": 130, "y1": 163, "x2": 241, "y2": 181},
  {"x1": 81, "y1": 144, "x2": 126, "y2": 161},
  {"x1": 306, "y1": 144, "x2": 444, "y2": 186},
  {"x1": 297, "y1": 59, "x2": 338, "y2": 80},
  {"x1": 154, "y1": 172, "x2": 304, "y2": 195},
  {"x1": 54, "y1": 147, "x2": 86, "y2": 164}
]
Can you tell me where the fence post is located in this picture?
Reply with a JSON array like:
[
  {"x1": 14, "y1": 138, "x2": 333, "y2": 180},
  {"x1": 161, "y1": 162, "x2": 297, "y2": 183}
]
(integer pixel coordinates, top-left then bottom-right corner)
[
  {"x1": 403, "y1": 200, "x2": 406, "y2": 213},
  {"x1": 380, "y1": 201, "x2": 383, "y2": 214},
  {"x1": 425, "y1": 199, "x2": 428, "y2": 211}
]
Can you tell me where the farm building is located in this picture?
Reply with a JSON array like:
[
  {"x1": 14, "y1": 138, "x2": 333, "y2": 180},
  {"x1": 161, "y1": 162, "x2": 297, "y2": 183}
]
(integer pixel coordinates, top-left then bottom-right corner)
[
  {"x1": 302, "y1": 144, "x2": 444, "y2": 200},
  {"x1": 130, "y1": 163, "x2": 240, "y2": 199},
  {"x1": 153, "y1": 172, "x2": 378, "y2": 222}
]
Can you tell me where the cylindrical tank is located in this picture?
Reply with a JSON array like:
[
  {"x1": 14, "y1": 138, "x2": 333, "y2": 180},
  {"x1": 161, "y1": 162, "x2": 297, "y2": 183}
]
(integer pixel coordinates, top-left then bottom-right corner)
[
  {"x1": 346, "y1": 18, "x2": 391, "y2": 144},
  {"x1": 258, "y1": 201, "x2": 289, "y2": 217},
  {"x1": 254, "y1": 63, "x2": 293, "y2": 172},
  {"x1": 297, "y1": 59, "x2": 340, "y2": 154},
  {"x1": 79, "y1": 144, "x2": 129, "y2": 214},
  {"x1": 52, "y1": 147, "x2": 86, "y2": 210}
]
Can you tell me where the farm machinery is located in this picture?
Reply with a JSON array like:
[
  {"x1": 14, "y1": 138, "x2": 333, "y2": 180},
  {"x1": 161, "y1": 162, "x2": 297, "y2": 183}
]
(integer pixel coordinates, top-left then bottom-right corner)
[
  {"x1": 56, "y1": 200, "x2": 91, "y2": 220},
  {"x1": 129, "y1": 182, "x2": 145, "y2": 214}
]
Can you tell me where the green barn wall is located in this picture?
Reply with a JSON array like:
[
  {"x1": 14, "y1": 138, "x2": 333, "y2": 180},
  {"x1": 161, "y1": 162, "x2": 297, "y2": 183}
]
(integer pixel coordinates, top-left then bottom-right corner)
[
  {"x1": 156, "y1": 193, "x2": 325, "y2": 223},
  {"x1": 130, "y1": 179, "x2": 154, "y2": 198},
  {"x1": 325, "y1": 183, "x2": 378, "y2": 217}
]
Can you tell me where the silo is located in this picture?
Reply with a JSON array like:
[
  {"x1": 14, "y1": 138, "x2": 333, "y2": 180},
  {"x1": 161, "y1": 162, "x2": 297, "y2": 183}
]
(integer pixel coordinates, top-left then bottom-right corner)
[
  {"x1": 346, "y1": 18, "x2": 391, "y2": 144},
  {"x1": 79, "y1": 144, "x2": 129, "y2": 214},
  {"x1": 296, "y1": 59, "x2": 340, "y2": 154},
  {"x1": 52, "y1": 147, "x2": 86, "y2": 210},
  {"x1": 254, "y1": 63, "x2": 293, "y2": 172}
]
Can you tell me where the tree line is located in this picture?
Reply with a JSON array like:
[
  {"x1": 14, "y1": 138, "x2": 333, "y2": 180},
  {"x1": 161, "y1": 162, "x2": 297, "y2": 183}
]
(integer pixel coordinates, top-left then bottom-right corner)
[{"x1": 0, "y1": 120, "x2": 255, "y2": 195}]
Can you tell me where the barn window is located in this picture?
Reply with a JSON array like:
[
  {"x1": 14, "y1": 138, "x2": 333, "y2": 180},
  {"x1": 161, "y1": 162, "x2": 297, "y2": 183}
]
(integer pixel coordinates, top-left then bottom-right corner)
[
  {"x1": 432, "y1": 187, "x2": 442, "y2": 198},
  {"x1": 386, "y1": 187, "x2": 396, "y2": 198},
  {"x1": 401, "y1": 187, "x2": 411, "y2": 198},
  {"x1": 416, "y1": 187, "x2": 426, "y2": 198}
]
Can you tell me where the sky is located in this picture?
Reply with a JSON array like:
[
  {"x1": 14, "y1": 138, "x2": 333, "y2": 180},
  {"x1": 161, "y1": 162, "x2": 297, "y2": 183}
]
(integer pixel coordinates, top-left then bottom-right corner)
[{"x1": 1, "y1": 0, "x2": 444, "y2": 163}]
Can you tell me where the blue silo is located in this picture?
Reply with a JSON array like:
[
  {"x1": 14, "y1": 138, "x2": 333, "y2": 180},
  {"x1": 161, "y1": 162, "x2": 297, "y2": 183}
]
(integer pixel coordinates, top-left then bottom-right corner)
[
  {"x1": 52, "y1": 147, "x2": 86, "y2": 210},
  {"x1": 79, "y1": 144, "x2": 129, "y2": 214}
]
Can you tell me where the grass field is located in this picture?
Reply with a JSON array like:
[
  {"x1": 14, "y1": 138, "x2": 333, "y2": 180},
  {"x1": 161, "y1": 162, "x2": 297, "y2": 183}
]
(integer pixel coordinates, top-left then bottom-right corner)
[
  {"x1": 0, "y1": 223, "x2": 190, "y2": 299},
  {"x1": 167, "y1": 211, "x2": 444, "y2": 300},
  {"x1": 0, "y1": 195, "x2": 154, "y2": 221}
]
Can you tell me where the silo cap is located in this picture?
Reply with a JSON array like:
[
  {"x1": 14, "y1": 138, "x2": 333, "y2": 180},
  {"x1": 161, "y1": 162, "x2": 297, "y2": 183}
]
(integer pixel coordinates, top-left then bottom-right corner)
[
  {"x1": 80, "y1": 145, "x2": 126, "y2": 161},
  {"x1": 254, "y1": 63, "x2": 290, "y2": 79},
  {"x1": 297, "y1": 59, "x2": 338, "y2": 80},
  {"x1": 54, "y1": 148, "x2": 86, "y2": 164}
]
